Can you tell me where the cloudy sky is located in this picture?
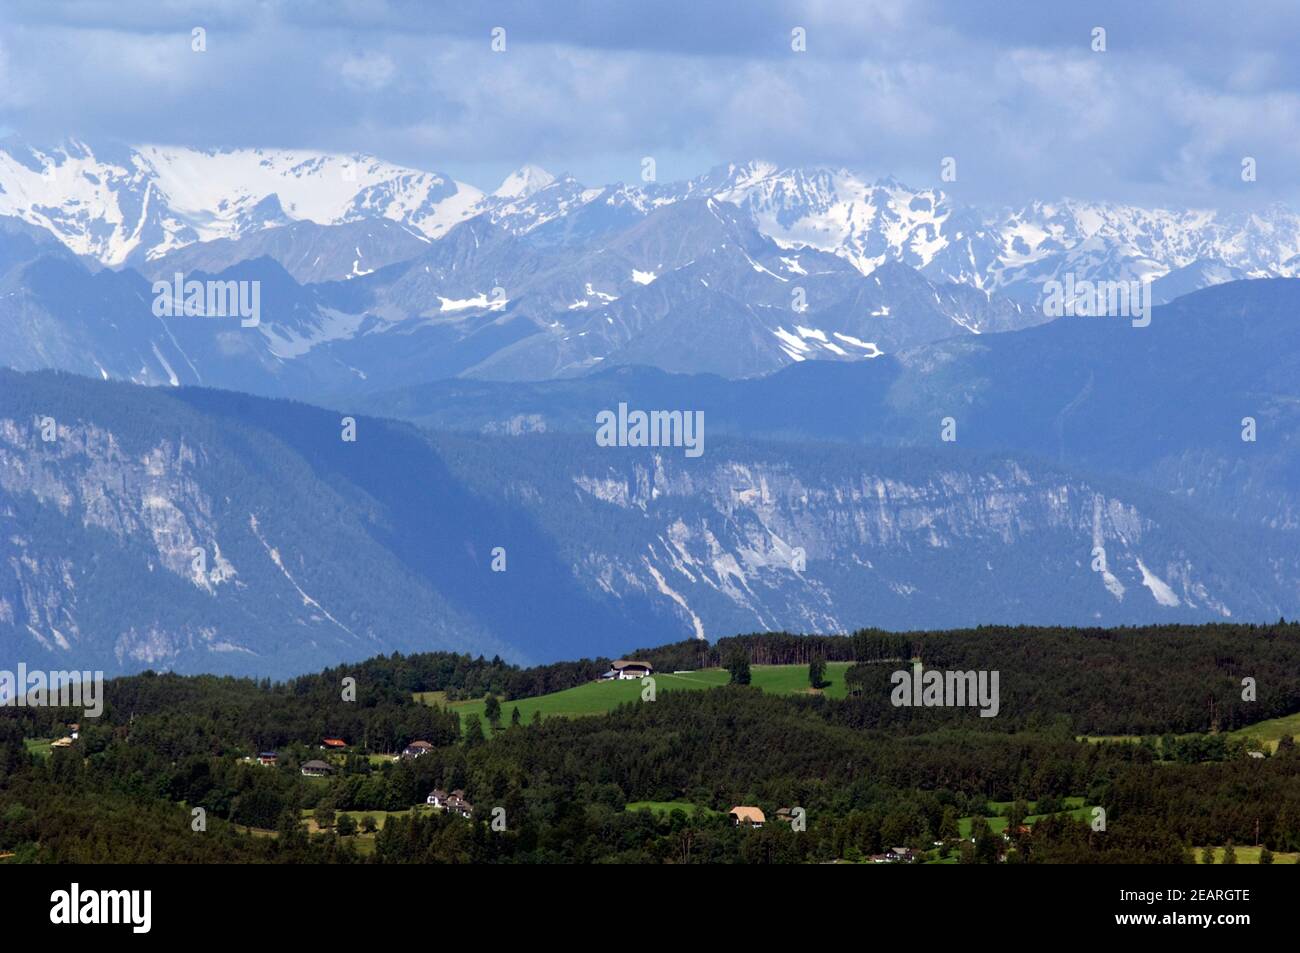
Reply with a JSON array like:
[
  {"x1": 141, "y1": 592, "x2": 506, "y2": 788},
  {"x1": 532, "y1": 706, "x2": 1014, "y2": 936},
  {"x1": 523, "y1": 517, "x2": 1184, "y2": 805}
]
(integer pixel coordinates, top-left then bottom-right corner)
[{"x1": 2, "y1": 0, "x2": 1298, "y2": 208}]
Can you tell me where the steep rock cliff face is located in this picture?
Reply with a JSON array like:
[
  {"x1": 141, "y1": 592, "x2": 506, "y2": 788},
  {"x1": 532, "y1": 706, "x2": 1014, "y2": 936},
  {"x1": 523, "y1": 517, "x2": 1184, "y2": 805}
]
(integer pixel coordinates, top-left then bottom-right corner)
[
  {"x1": 1, "y1": 418, "x2": 242, "y2": 665},
  {"x1": 0, "y1": 375, "x2": 510, "y2": 676},
  {"x1": 463, "y1": 439, "x2": 1295, "y2": 639},
  {"x1": 2, "y1": 371, "x2": 1296, "y2": 678}
]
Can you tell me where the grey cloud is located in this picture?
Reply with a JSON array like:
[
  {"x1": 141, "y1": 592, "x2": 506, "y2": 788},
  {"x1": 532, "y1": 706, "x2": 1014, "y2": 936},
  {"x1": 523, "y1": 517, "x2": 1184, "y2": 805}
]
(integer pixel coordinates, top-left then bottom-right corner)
[{"x1": 0, "y1": 0, "x2": 1296, "y2": 206}]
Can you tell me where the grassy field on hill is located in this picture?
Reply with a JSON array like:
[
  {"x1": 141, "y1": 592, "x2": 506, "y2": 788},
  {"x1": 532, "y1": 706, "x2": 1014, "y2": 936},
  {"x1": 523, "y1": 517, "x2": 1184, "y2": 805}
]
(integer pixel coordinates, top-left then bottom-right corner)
[
  {"x1": 624, "y1": 801, "x2": 723, "y2": 819},
  {"x1": 1195, "y1": 846, "x2": 1300, "y2": 864},
  {"x1": 418, "y1": 662, "x2": 852, "y2": 732},
  {"x1": 299, "y1": 807, "x2": 429, "y2": 856},
  {"x1": 957, "y1": 797, "x2": 1092, "y2": 838},
  {"x1": 1082, "y1": 709, "x2": 1300, "y2": 754},
  {"x1": 1225, "y1": 711, "x2": 1300, "y2": 752},
  {"x1": 300, "y1": 807, "x2": 420, "y2": 833}
]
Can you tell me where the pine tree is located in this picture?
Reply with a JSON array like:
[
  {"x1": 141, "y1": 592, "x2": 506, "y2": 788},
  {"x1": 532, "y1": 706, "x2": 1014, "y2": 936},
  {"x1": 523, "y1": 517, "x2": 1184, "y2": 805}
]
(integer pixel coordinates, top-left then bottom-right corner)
[
  {"x1": 1201, "y1": 845, "x2": 1215, "y2": 864},
  {"x1": 727, "y1": 649, "x2": 752, "y2": 686},
  {"x1": 510, "y1": 706, "x2": 521, "y2": 727},
  {"x1": 939, "y1": 806, "x2": 959, "y2": 841},
  {"x1": 1223, "y1": 841, "x2": 1237, "y2": 864},
  {"x1": 1261, "y1": 846, "x2": 1274, "y2": 864},
  {"x1": 809, "y1": 655, "x2": 826, "y2": 690},
  {"x1": 971, "y1": 816, "x2": 999, "y2": 864},
  {"x1": 463, "y1": 714, "x2": 485, "y2": 747}
]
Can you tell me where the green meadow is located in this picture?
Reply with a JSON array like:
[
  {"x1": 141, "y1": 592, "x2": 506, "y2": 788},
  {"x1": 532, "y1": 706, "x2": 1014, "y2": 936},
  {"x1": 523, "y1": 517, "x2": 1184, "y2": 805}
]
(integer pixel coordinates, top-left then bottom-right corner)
[
  {"x1": 957, "y1": 798, "x2": 1092, "y2": 838},
  {"x1": 300, "y1": 807, "x2": 430, "y2": 855},
  {"x1": 1225, "y1": 711, "x2": 1300, "y2": 752},
  {"x1": 1195, "y1": 846, "x2": 1300, "y2": 864},
  {"x1": 421, "y1": 662, "x2": 852, "y2": 733},
  {"x1": 624, "y1": 800, "x2": 723, "y2": 819},
  {"x1": 300, "y1": 807, "x2": 420, "y2": 832},
  {"x1": 1082, "y1": 710, "x2": 1300, "y2": 754}
]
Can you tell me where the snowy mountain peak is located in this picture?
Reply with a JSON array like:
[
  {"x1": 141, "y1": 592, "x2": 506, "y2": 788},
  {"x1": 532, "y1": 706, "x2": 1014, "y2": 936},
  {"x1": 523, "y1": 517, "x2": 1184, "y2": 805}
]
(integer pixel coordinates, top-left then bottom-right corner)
[
  {"x1": 0, "y1": 139, "x2": 484, "y2": 265},
  {"x1": 493, "y1": 164, "x2": 556, "y2": 200}
]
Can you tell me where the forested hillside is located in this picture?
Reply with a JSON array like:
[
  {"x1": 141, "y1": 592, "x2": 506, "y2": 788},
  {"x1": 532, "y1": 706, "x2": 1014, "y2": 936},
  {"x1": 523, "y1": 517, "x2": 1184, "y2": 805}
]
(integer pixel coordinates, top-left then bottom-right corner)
[{"x1": 3, "y1": 623, "x2": 1299, "y2": 864}]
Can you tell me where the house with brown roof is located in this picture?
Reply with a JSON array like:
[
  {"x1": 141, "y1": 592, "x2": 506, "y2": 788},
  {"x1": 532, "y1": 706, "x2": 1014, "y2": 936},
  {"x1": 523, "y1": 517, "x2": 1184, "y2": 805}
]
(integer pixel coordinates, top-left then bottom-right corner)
[
  {"x1": 729, "y1": 806, "x2": 765, "y2": 828},
  {"x1": 605, "y1": 659, "x2": 654, "y2": 681},
  {"x1": 402, "y1": 740, "x2": 434, "y2": 758},
  {"x1": 427, "y1": 788, "x2": 473, "y2": 817},
  {"x1": 301, "y1": 759, "x2": 334, "y2": 777},
  {"x1": 447, "y1": 792, "x2": 473, "y2": 818},
  {"x1": 320, "y1": 738, "x2": 347, "y2": 750}
]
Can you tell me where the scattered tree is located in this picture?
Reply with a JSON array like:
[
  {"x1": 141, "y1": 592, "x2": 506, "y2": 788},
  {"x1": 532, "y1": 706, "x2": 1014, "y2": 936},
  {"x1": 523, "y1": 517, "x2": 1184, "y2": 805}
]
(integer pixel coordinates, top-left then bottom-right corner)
[
  {"x1": 939, "y1": 807, "x2": 960, "y2": 842},
  {"x1": 727, "y1": 649, "x2": 752, "y2": 686},
  {"x1": 463, "y1": 714, "x2": 485, "y2": 747},
  {"x1": 809, "y1": 655, "x2": 826, "y2": 690},
  {"x1": 972, "y1": 815, "x2": 999, "y2": 864}
]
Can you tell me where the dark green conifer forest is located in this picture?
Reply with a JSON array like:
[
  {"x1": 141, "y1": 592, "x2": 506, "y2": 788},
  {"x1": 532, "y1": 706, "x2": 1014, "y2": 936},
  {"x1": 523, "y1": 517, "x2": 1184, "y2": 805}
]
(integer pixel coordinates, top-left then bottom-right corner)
[{"x1": 3, "y1": 622, "x2": 1299, "y2": 864}]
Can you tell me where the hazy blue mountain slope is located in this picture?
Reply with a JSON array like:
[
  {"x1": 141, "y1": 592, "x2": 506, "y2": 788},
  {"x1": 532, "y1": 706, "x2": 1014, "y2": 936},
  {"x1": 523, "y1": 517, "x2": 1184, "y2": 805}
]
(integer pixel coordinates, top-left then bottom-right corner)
[
  {"x1": 353, "y1": 278, "x2": 1300, "y2": 532},
  {"x1": 138, "y1": 217, "x2": 432, "y2": 284},
  {"x1": 0, "y1": 197, "x2": 1039, "y2": 390},
  {"x1": 428, "y1": 432, "x2": 1300, "y2": 637},
  {"x1": 5, "y1": 369, "x2": 1296, "y2": 679},
  {"x1": 0, "y1": 370, "x2": 680, "y2": 676}
]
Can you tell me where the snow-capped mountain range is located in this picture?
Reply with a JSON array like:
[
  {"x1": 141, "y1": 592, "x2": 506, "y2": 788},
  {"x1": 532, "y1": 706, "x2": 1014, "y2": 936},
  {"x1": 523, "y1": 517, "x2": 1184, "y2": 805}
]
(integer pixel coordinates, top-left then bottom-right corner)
[
  {"x1": 5, "y1": 137, "x2": 1300, "y2": 392},
  {"x1": 5, "y1": 140, "x2": 1300, "y2": 298}
]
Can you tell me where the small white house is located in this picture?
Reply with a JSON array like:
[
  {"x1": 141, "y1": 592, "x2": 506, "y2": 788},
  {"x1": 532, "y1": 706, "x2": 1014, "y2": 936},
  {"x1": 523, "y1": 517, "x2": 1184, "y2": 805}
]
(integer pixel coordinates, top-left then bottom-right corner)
[{"x1": 427, "y1": 789, "x2": 473, "y2": 817}]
